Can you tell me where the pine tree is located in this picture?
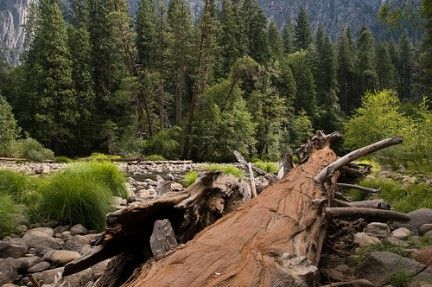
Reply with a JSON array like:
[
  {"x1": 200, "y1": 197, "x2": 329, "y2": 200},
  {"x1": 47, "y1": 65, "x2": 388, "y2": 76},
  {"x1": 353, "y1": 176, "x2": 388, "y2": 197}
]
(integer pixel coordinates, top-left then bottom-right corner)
[
  {"x1": 136, "y1": 0, "x2": 157, "y2": 68},
  {"x1": 167, "y1": 0, "x2": 193, "y2": 125},
  {"x1": 337, "y1": 28, "x2": 357, "y2": 114},
  {"x1": 281, "y1": 19, "x2": 294, "y2": 54},
  {"x1": 294, "y1": 8, "x2": 313, "y2": 51},
  {"x1": 24, "y1": 0, "x2": 76, "y2": 154},
  {"x1": 267, "y1": 21, "x2": 282, "y2": 60},
  {"x1": 375, "y1": 42, "x2": 397, "y2": 90},
  {"x1": 357, "y1": 26, "x2": 378, "y2": 97},
  {"x1": 314, "y1": 27, "x2": 342, "y2": 132},
  {"x1": 399, "y1": 35, "x2": 415, "y2": 100},
  {"x1": 421, "y1": 0, "x2": 432, "y2": 96}
]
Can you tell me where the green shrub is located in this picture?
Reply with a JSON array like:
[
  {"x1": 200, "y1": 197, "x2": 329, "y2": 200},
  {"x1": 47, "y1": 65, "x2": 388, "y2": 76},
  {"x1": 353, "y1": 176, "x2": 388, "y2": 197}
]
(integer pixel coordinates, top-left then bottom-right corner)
[
  {"x1": 142, "y1": 126, "x2": 183, "y2": 159},
  {"x1": 202, "y1": 164, "x2": 245, "y2": 178},
  {"x1": 0, "y1": 194, "x2": 22, "y2": 236},
  {"x1": 145, "y1": 154, "x2": 166, "y2": 161},
  {"x1": 253, "y1": 161, "x2": 279, "y2": 173},
  {"x1": 0, "y1": 169, "x2": 32, "y2": 200},
  {"x1": 0, "y1": 96, "x2": 19, "y2": 157},
  {"x1": 86, "y1": 152, "x2": 121, "y2": 161},
  {"x1": 13, "y1": 138, "x2": 55, "y2": 161},
  {"x1": 183, "y1": 171, "x2": 199, "y2": 187},
  {"x1": 55, "y1": 156, "x2": 72, "y2": 163}
]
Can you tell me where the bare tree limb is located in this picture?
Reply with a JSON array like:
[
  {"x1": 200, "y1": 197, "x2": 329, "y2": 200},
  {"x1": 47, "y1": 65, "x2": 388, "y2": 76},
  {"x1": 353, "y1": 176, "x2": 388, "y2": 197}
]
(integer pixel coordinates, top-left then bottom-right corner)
[
  {"x1": 333, "y1": 199, "x2": 391, "y2": 209},
  {"x1": 325, "y1": 207, "x2": 409, "y2": 222},
  {"x1": 315, "y1": 137, "x2": 403, "y2": 184},
  {"x1": 320, "y1": 279, "x2": 374, "y2": 287},
  {"x1": 337, "y1": 183, "x2": 380, "y2": 194}
]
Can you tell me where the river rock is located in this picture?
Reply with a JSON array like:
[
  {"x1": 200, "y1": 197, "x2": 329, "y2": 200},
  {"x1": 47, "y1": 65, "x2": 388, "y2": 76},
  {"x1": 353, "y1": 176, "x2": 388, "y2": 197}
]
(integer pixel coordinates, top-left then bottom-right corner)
[
  {"x1": 424, "y1": 230, "x2": 432, "y2": 240},
  {"x1": 406, "y1": 208, "x2": 432, "y2": 230},
  {"x1": 412, "y1": 247, "x2": 432, "y2": 267},
  {"x1": 385, "y1": 236, "x2": 409, "y2": 248},
  {"x1": 419, "y1": 224, "x2": 432, "y2": 235},
  {"x1": 358, "y1": 251, "x2": 426, "y2": 286},
  {"x1": 0, "y1": 258, "x2": 18, "y2": 285},
  {"x1": 365, "y1": 222, "x2": 390, "y2": 239},
  {"x1": 0, "y1": 238, "x2": 28, "y2": 259},
  {"x1": 31, "y1": 267, "x2": 64, "y2": 285},
  {"x1": 70, "y1": 224, "x2": 88, "y2": 236},
  {"x1": 63, "y1": 235, "x2": 92, "y2": 253},
  {"x1": 354, "y1": 232, "x2": 381, "y2": 247},
  {"x1": 410, "y1": 267, "x2": 432, "y2": 286},
  {"x1": 16, "y1": 256, "x2": 42, "y2": 272},
  {"x1": 22, "y1": 230, "x2": 61, "y2": 252},
  {"x1": 46, "y1": 250, "x2": 81, "y2": 265},
  {"x1": 392, "y1": 227, "x2": 412, "y2": 240},
  {"x1": 31, "y1": 227, "x2": 54, "y2": 237},
  {"x1": 171, "y1": 182, "x2": 183, "y2": 191},
  {"x1": 27, "y1": 261, "x2": 50, "y2": 273}
]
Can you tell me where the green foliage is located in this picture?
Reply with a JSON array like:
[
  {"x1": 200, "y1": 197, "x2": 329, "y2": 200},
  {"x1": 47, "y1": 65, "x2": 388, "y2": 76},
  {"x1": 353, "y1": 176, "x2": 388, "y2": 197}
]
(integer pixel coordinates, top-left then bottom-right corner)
[
  {"x1": 357, "y1": 27, "x2": 378, "y2": 94},
  {"x1": 287, "y1": 111, "x2": 314, "y2": 147},
  {"x1": 349, "y1": 242, "x2": 409, "y2": 267},
  {"x1": 376, "y1": 43, "x2": 397, "y2": 90},
  {"x1": 55, "y1": 156, "x2": 72, "y2": 163},
  {"x1": 0, "y1": 96, "x2": 19, "y2": 156},
  {"x1": 183, "y1": 170, "x2": 199, "y2": 187},
  {"x1": 253, "y1": 161, "x2": 278, "y2": 173},
  {"x1": 145, "y1": 154, "x2": 166, "y2": 161},
  {"x1": 0, "y1": 194, "x2": 22, "y2": 237},
  {"x1": 0, "y1": 169, "x2": 33, "y2": 201},
  {"x1": 390, "y1": 270, "x2": 413, "y2": 287},
  {"x1": 294, "y1": 8, "x2": 313, "y2": 51},
  {"x1": 202, "y1": 164, "x2": 245, "y2": 178},
  {"x1": 86, "y1": 152, "x2": 122, "y2": 161},
  {"x1": 142, "y1": 126, "x2": 183, "y2": 159},
  {"x1": 14, "y1": 138, "x2": 55, "y2": 162}
]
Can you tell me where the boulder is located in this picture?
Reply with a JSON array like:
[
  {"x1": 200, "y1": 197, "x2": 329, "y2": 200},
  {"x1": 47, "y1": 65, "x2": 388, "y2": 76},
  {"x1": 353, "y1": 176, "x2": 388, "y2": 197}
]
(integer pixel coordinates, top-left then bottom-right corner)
[
  {"x1": 410, "y1": 267, "x2": 432, "y2": 286},
  {"x1": 358, "y1": 251, "x2": 426, "y2": 286},
  {"x1": 46, "y1": 250, "x2": 81, "y2": 265},
  {"x1": 0, "y1": 258, "x2": 18, "y2": 285},
  {"x1": 406, "y1": 208, "x2": 432, "y2": 230},
  {"x1": 385, "y1": 236, "x2": 409, "y2": 248},
  {"x1": 354, "y1": 232, "x2": 381, "y2": 247},
  {"x1": 16, "y1": 256, "x2": 42, "y2": 272},
  {"x1": 27, "y1": 261, "x2": 51, "y2": 273},
  {"x1": 419, "y1": 224, "x2": 432, "y2": 236},
  {"x1": 365, "y1": 222, "x2": 390, "y2": 239},
  {"x1": 31, "y1": 227, "x2": 54, "y2": 237},
  {"x1": 0, "y1": 239, "x2": 28, "y2": 259},
  {"x1": 22, "y1": 230, "x2": 61, "y2": 252},
  {"x1": 392, "y1": 227, "x2": 412, "y2": 240},
  {"x1": 31, "y1": 267, "x2": 64, "y2": 285},
  {"x1": 171, "y1": 182, "x2": 183, "y2": 192},
  {"x1": 70, "y1": 224, "x2": 88, "y2": 236},
  {"x1": 412, "y1": 247, "x2": 432, "y2": 267},
  {"x1": 63, "y1": 235, "x2": 92, "y2": 253}
]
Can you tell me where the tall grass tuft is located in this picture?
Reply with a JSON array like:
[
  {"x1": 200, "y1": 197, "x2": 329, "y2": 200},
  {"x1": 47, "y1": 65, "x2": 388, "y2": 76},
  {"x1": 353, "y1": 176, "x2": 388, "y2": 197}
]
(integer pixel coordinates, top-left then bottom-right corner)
[
  {"x1": 202, "y1": 164, "x2": 245, "y2": 178},
  {"x1": 0, "y1": 169, "x2": 33, "y2": 201},
  {"x1": 0, "y1": 194, "x2": 23, "y2": 237},
  {"x1": 183, "y1": 171, "x2": 199, "y2": 187},
  {"x1": 253, "y1": 161, "x2": 279, "y2": 174}
]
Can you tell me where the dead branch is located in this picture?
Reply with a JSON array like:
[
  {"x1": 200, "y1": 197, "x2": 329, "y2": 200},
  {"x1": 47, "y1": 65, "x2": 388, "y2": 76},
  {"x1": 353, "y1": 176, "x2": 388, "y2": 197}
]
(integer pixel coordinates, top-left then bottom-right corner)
[
  {"x1": 325, "y1": 207, "x2": 409, "y2": 222},
  {"x1": 320, "y1": 279, "x2": 374, "y2": 287},
  {"x1": 315, "y1": 137, "x2": 403, "y2": 184},
  {"x1": 337, "y1": 183, "x2": 380, "y2": 194},
  {"x1": 333, "y1": 199, "x2": 391, "y2": 209}
]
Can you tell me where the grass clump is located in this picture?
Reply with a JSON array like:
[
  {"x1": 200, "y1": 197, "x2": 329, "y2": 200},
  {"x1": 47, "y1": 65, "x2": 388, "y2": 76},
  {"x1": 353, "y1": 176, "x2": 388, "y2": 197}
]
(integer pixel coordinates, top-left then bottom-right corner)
[
  {"x1": 202, "y1": 164, "x2": 245, "y2": 178},
  {"x1": 0, "y1": 169, "x2": 33, "y2": 201},
  {"x1": 390, "y1": 270, "x2": 413, "y2": 287},
  {"x1": 0, "y1": 194, "x2": 23, "y2": 236},
  {"x1": 348, "y1": 242, "x2": 409, "y2": 267},
  {"x1": 55, "y1": 156, "x2": 73, "y2": 163},
  {"x1": 86, "y1": 153, "x2": 122, "y2": 161},
  {"x1": 253, "y1": 161, "x2": 279, "y2": 173},
  {"x1": 183, "y1": 171, "x2": 199, "y2": 187},
  {"x1": 145, "y1": 154, "x2": 166, "y2": 161}
]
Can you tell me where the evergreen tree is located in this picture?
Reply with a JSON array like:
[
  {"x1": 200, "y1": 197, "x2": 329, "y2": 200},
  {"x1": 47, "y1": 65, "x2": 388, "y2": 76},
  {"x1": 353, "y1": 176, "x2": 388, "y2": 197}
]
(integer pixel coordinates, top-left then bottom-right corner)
[
  {"x1": 24, "y1": 0, "x2": 76, "y2": 154},
  {"x1": 136, "y1": 0, "x2": 157, "y2": 68},
  {"x1": 399, "y1": 35, "x2": 415, "y2": 101},
  {"x1": 0, "y1": 95, "x2": 19, "y2": 156},
  {"x1": 357, "y1": 27, "x2": 378, "y2": 97},
  {"x1": 294, "y1": 8, "x2": 313, "y2": 51},
  {"x1": 375, "y1": 42, "x2": 397, "y2": 90},
  {"x1": 167, "y1": 0, "x2": 193, "y2": 125},
  {"x1": 267, "y1": 21, "x2": 282, "y2": 60},
  {"x1": 421, "y1": 0, "x2": 432, "y2": 96},
  {"x1": 315, "y1": 27, "x2": 342, "y2": 132},
  {"x1": 337, "y1": 28, "x2": 357, "y2": 114},
  {"x1": 281, "y1": 19, "x2": 294, "y2": 54}
]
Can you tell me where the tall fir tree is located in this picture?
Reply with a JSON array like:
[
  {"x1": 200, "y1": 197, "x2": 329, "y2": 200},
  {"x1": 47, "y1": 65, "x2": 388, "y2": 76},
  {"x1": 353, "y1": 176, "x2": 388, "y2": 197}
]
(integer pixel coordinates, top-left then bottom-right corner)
[
  {"x1": 294, "y1": 8, "x2": 313, "y2": 51},
  {"x1": 167, "y1": 0, "x2": 193, "y2": 125},
  {"x1": 314, "y1": 26, "x2": 342, "y2": 132},
  {"x1": 356, "y1": 26, "x2": 378, "y2": 98},
  {"x1": 337, "y1": 28, "x2": 357, "y2": 114},
  {"x1": 421, "y1": 0, "x2": 432, "y2": 97},
  {"x1": 267, "y1": 21, "x2": 282, "y2": 60},
  {"x1": 136, "y1": 0, "x2": 157, "y2": 69},
  {"x1": 399, "y1": 35, "x2": 415, "y2": 101},
  {"x1": 375, "y1": 42, "x2": 397, "y2": 90},
  {"x1": 24, "y1": 0, "x2": 76, "y2": 154},
  {"x1": 281, "y1": 19, "x2": 294, "y2": 54}
]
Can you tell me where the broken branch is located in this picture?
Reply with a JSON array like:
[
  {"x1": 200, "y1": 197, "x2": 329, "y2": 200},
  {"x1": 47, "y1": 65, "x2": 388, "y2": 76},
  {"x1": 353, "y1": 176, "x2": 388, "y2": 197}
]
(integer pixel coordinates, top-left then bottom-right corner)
[
  {"x1": 325, "y1": 207, "x2": 409, "y2": 222},
  {"x1": 337, "y1": 183, "x2": 380, "y2": 194}
]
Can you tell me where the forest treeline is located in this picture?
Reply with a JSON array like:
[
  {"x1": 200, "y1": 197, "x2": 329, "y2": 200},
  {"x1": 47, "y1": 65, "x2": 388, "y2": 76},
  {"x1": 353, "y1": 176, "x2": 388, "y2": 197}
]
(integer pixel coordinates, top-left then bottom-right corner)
[{"x1": 0, "y1": 0, "x2": 431, "y2": 162}]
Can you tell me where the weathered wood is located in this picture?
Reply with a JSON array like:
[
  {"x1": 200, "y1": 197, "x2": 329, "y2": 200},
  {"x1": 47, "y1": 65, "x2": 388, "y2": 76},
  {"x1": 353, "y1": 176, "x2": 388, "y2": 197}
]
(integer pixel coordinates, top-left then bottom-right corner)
[
  {"x1": 337, "y1": 183, "x2": 380, "y2": 194},
  {"x1": 333, "y1": 199, "x2": 391, "y2": 209},
  {"x1": 277, "y1": 151, "x2": 294, "y2": 179},
  {"x1": 320, "y1": 279, "x2": 374, "y2": 287},
  {"x1": 315, "y1": 137, "x2": 403, "y2": 184},
  {"x1": 325, "y1": 207, "x2": 409, "y2": 222}
]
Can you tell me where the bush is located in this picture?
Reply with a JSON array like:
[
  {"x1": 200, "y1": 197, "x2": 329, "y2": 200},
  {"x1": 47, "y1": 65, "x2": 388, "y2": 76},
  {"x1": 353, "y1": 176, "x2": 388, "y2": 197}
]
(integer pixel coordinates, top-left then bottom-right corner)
[
  {"x1": 142, "y1": 126, "x2": 183, "y2": 160},
  {"x1": 13, "y1": 138, "x2": 55, "y2": 162},
  {"x1": 145, "y1": 154, "x2": 166, "y2": 161},
  {"x1": 0, "y1": 96, "x2": 19, "y2": 156},
  {"x1": 183, "y1": 171, "x2": 199, "y2": 187},
  {"x1": 202, "y1": 164, "x2": 245, "y2": 178},
  {"x1": 0, "y1": 194, "x2": 22, "y2": 237},
  {"x1": 253, "y1": 161, "x2": 279, "y2": 173},
  {"x1": 86, "y1": 152, "x2": 121, "y2": 161},
  {"x1": 55, "y1": 156, "x2": 72, "y2": 163}
]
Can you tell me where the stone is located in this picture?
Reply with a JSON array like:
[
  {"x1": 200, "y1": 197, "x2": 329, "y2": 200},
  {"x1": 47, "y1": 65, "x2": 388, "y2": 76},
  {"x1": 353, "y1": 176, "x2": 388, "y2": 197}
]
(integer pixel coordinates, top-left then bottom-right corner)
[
  {"x1": 46, "y1": 250, "x2": 81, "y2": 265},
  {"x1": 365, "y1": 222, "x2": 390, "y2": 239},
  {"x1": 419, "y1": 224, "x2": 432, "y2": 236},
  {"x1": 424, "y1": 230, "x2": 432, "y2": 240},
  {"x1": 57, "y1": 267, "x2": 93, "y2": 286},
  {"x1": 166, "y1": 174, "x2": 175, "y2": 181},
  {"x1": 16, "y1": 225, "x2": 27, "y2": 234},
  {"x1": 150, "y1": 219, "x2": 177, "y2": 257},
  {"x1": 22, "y1": 230, "x2": 61, "y2": 252},
  {"x1": 171, "y1": 182, "x2": 183, "y2": 191},
  {"x1": 31, "y1": 267, "x2": 64, "y2": 285},
  {"x1": 69, "y1": 224, "x2": 88, "y2": 236},
  {"x1": 16, "y1": 256, "x2": 42, "y2": 272},
  {"x1": 358, "y1": 251, "x2": 426, "y2": 286},
  {"x1": 2, "y1": 284, "x2": 19, "y2": 287},
  {"x1": 63, "y1": 235, "x2": 92, "y2": 253},
  {"x1": 0, "y1": 239, "x2": 28, "y2": 259},
  {"x1": 410, "y1": 267, "x2": 432, "y2": 286},
  {"x1": 412, "y1": 247, "x2": 432, "y2": 267},
  {"x1": 27, "y1": 261, "x2": 50, "y2": 273},
  {"x1": 392, "y1": 227, "x2": 412, "y2": 240},
  {"x1": 406, "y1": 208, "x2": 432, "y2": 230},
  {"x1": 53, "y1": 225, "x2": 70, "y2": 234},
  {"x1": 385, "y1": 236, "x2": 409, "y2": 248},
  {"x1": 354, "y1": 232, "x2": 381, "y2": 247},
  {"x1": 0, "y1": 258, "x2": 18, "y2": 285}
]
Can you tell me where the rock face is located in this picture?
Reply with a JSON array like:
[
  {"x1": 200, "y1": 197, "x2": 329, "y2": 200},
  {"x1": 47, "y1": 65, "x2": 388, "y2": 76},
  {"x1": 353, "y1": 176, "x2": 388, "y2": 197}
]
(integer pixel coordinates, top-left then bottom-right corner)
[{"x1": 0, "y1": 0, "x2": 421, "y2": 65}]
